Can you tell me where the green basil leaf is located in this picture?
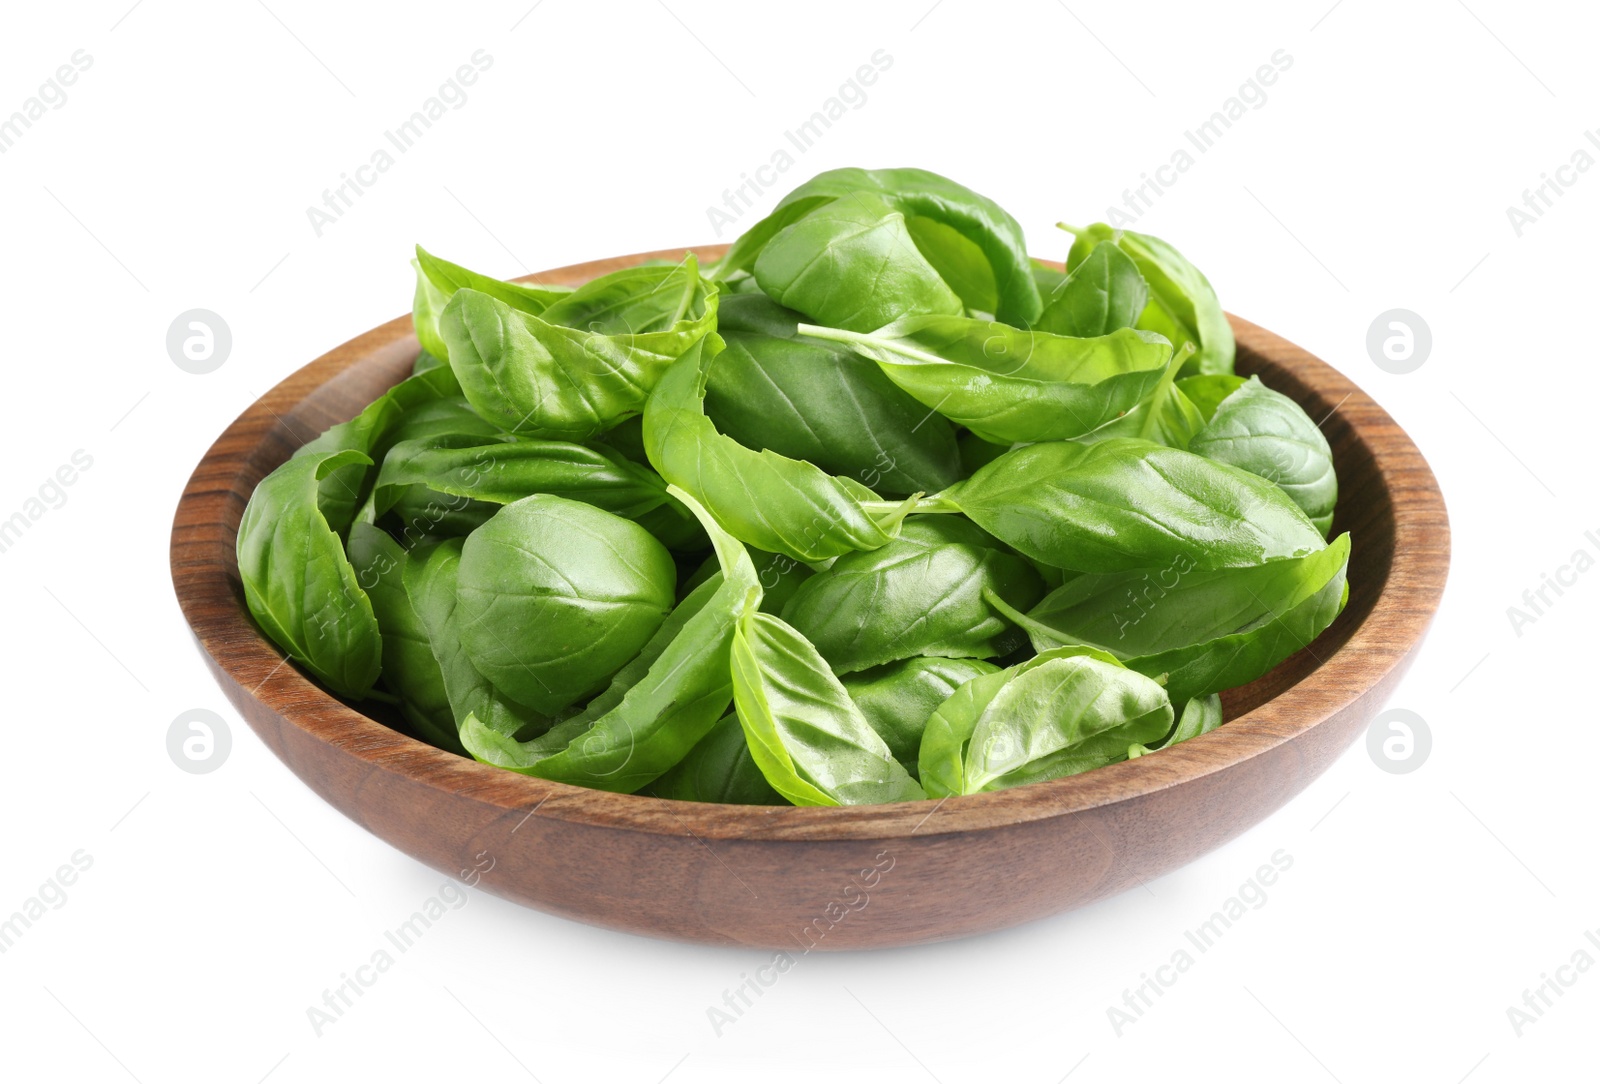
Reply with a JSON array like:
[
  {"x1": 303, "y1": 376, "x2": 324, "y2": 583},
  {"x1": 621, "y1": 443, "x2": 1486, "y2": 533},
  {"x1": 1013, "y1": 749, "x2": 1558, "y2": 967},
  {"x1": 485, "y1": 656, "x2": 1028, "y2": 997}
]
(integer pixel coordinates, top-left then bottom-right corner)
[
  {"x1": 1034, "y1": 241, "x2": 1149, "y2": 338},
  {"x1": 237, "y1": 449, "x2": 383, "y2": 699},
  {"x1": 801, "y1": 316, "x2": 1171, "y2": 444},
  {"x1": 780, "y1": 516, "x2": 1044, "y2": 674},
  {"x1": 456, "y1": 494, "x2": 677, "y2": 715},
  {"x1": 368, "y1": 434, "x2": 670, "y2": 524},
  {"x1": 381, "y1": 486, "x2": 497, "y2": 542},
  {"x1": 750, "y1": 191, "x2": 964, "y2": 332},
  {"x1": 683, "y1": 546, "x2": 815, "y2": 615},
  {"x1": 842, "y1": 657, "x2": 999, "y2": 779},
  {"x1": 632, "y1": 498, "x2": 708, "y2": 553},
  {"x1": 411, "y1": 348, "x2": 448, "y2": 377},
  {"x1": 730, "y1": 610, "x2": 925, "y2": 806},
  {"x1": 439, "y1": 254, "x2": 718, "y2": 440},
  {"x1": 643, "y1": 336, "x2": 913, "y2": 563},
  {"x1": 942, "y1": 437, "x2": 1326, "y2": 572},
  {"x1": 725, "y1": 167, "x2": 1040, "y2": 329},
  {"x1": 1169, "y1": 693, "x2": 1224, "y2": 745},
  {"x1": 958, "y1": 432, "x2": 1012, "y2": 475},
  {"x1": 536, "y1": 257, "x2": 707, "y2": 335},
  {"x1": 460, "y1": 487, "x2": 764, "y2": 791},
  {"x1": 918, "y1": 648, "x2": 1172, "y2": 797},
  {"x1": 413, "y1": 265, "x2": 452, "y2": 362},
  {"x1": 706, "y1": 291, "x2": 961, "y2": 496},
  {"x1": 412, "y1": 247, "x2": 572, "y2": 363},
  {"x1": 991, "y1": 533, "x2": 1351, "y2": 702},
  {"x1": 403, "y1": 538, "x2": 548, "y2": 741},
  {"x1": 1076, "y1": 340, "x2": 1206, "y2": 450},
  {"x1": 1064, "y1": 224, "x2": 1234, "y2": 377},
  {"x1": 594, "y1": 413, "x2": 650, "y2": 464},
  {"x1": 1031, "y1": 261, "x2": 1067, "y2": 297},
  {"x1": 1130, "y1": 693, "x2": 1224, "y2": 758},
  {"x1": 1173, "y1": 373, "x2": 1246, "y2": 421},
  {"x1": 346, "y1": 522, "x2": 460, "y2": 752},
  {"x1": 1185, "y1": 376, "x2": 1338, "y2": 536},
  {"x1": 649, "y1": 713, "x2": 785, "y2": 805},
  {"x1": 292, "y1": 365, "x2": 467, "y2": 536},
  {"x1": 1079, "y1": 382, "x2": 1207, "y2": 450}
]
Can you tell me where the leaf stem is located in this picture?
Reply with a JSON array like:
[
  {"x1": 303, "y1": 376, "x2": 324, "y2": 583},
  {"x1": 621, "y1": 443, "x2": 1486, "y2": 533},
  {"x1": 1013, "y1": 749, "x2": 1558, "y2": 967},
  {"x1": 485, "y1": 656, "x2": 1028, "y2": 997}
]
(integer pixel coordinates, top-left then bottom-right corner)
[
  {"x1": 1137, "y1": 341, "x2": 1195, "y2": 443},
  {"x1": 860, "y1": 496, "x2": 961, "y2": 516},
  {"x1": 795, "y1": 323, "x2": 865, "y2": 346}
]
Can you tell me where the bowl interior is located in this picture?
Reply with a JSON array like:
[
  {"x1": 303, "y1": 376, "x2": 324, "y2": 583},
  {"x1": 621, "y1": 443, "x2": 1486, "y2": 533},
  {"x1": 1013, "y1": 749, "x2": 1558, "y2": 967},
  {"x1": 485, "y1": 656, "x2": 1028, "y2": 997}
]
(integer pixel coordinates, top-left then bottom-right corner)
[{"x1": 172, "y1": 245, "x2": 1444, "y2": 844}]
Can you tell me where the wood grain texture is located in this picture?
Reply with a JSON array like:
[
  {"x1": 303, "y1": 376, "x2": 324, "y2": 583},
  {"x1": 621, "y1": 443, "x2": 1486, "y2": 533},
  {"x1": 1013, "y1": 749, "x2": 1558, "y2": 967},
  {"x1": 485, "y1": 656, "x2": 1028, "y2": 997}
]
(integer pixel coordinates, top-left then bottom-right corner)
[{"x1": 169, "y1": 245, "x2": 1450, "y2": 949}]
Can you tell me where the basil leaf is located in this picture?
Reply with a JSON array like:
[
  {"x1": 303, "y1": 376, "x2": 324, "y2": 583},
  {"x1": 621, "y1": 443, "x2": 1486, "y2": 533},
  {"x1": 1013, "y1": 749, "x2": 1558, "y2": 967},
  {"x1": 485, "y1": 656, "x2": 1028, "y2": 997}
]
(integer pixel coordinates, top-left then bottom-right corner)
[
  {"x1": 367, "y1": 434, "x2": 670, "y2": 524},
  {"x1": 941, "y1": 438, "x2": 1326, "y2": 572},
  {"x1": 649, "y1": 713, "x2": 785, "y2": 805},
  {"x1": 293, "y1": 365, "x2": 466, "y2": 536},
  {"x1": 439, "y1": 255, "x2": 718, "y2": 440},
  {"x1": 683, "y1": 546, "x2": 815, "y2": 616},
  {"x1": 1034, "y1": 241, "x2": 1149, "y2": 338},
  {"x1": 412, "y1": 251, "x2": 570, "y2": 373},
  {"x1": 403, "y1": 538, "x2": 548, "y2": 741},
  {"x1": 1185, "y1": 376, "x2": 1338, "y2": 536},
  {"x1": 1064, "y1": 223, "x2": 1234, "y2": 377},
  {"x1": 346, "y1": 522, "x2": 460, "y2": 753},
  {"x1": 918, "y1": 648, "x2": 1172, "y2": 797},
  {"x1": 1069, "y1": 340, "x2": 1202, "y2": 450},
  {"x1": 1172, "y1": 373, "x2": 1246, "y2": 421},
  {"x1": 237, "y1": 449, "x2": 382, "y2": 699},
  {"x1": 455, "y1": 494, "x2": 677, "y2": 715},
  {"x1": 643, "y1": 336, "x2": 913, "y2": 563},
  {"x1": 724, "y1": 167, "x2": 1041, "y2": 329},
  {"x1": 842, "y1": 657, "x2": 999, "y2": 779},
  {"x1": 730, "y1": 610, "x2": 925, "y2": 806},
  {"x1": 413, "y1": 267, "x2": 452, "y2": 362},
  {"x1": 1170, "y1": 693, "x2": 1224, "y2": 745},
  {"x1": 412, "y1": 247, "x2": 572, "y2": 362},
  {"x1": 780, "y1": 517, "x2": 1044, "y2": 674},
  {"x1": 706, "y1": 291, "x2": 961, "y2": 495},
  {"x1": 411, "y1": 350, "x2": 448, "y2": 375},
  {"x1": 1078, "y1": 382, "x2": 1207, "y2": 449},
  {"x1": 1031, "y1": 261, "x2": 1067, "y2": 297},
  {"x1": 958, "y1": 431, "x2": 1012, "y2": 475},
  {"x1": 989, "y1": 533, "x2": 1350, "y2": 702},
  {"x1": 801, "y1": 316, "x2": 1172, "y2": 444},
  {"x1": 459, "y1": 487, "x2": 764, "y2": 792},
  {"x1": 632, "y1": 499, "x2": 708, "y2": 553},
  {"x1": 748, "y1": 191, "x2": 964, "y2": 332}
]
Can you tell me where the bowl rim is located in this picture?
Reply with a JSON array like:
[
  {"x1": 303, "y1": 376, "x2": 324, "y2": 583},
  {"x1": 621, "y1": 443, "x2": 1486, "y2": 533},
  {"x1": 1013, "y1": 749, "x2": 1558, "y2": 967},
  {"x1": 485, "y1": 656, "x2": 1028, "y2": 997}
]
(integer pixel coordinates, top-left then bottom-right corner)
[{"x1": 170, "y1": 244, "x2": 1450, "y2": 842}]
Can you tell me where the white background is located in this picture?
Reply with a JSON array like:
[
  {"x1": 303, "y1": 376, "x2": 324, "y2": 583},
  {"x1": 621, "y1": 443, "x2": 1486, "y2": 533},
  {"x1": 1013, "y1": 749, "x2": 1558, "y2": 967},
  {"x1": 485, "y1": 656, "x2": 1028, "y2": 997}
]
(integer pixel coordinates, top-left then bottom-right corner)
[{"x1": 2, "y1": 1, "x2": 1596, "y2": 1080}]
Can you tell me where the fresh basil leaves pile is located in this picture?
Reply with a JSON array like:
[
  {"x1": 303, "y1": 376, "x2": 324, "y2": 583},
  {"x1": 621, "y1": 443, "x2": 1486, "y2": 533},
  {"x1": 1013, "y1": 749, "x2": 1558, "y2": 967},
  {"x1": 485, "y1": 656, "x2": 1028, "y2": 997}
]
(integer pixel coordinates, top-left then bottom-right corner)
[{"x1": 237, "y1": 166, "x2": 1349, "y2": 806}]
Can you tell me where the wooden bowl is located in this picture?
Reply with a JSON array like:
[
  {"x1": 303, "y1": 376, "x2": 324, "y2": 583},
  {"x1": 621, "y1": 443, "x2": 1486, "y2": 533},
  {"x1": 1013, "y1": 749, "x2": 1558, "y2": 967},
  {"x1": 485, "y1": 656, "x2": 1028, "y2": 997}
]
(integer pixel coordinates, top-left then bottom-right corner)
[{"x1": 170, "y1": 246, "x2": 1449, "y2": 949}]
